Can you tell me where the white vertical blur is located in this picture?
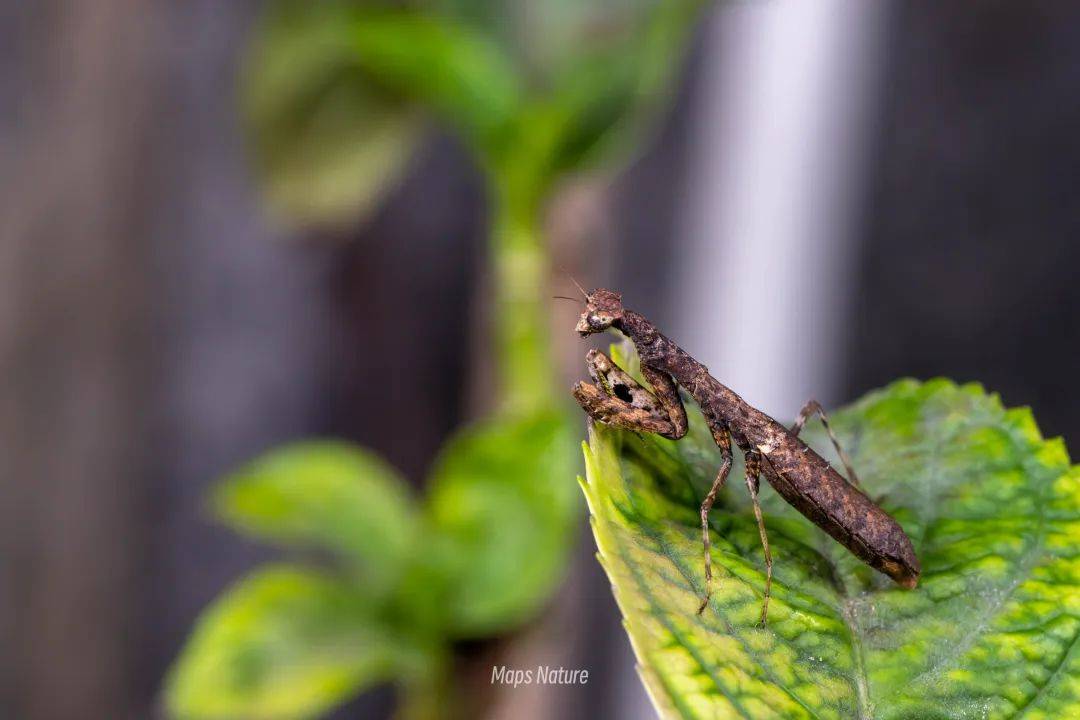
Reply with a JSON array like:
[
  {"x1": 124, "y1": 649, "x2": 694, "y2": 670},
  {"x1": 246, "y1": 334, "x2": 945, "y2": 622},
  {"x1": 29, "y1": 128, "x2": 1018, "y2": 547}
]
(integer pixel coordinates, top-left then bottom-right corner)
[
  {"x1": 617, "y1": 2, "x2": 889, "y2": 718},
  {"x1": 672, "y1": 0, "x2": 889, "y2": 416}
]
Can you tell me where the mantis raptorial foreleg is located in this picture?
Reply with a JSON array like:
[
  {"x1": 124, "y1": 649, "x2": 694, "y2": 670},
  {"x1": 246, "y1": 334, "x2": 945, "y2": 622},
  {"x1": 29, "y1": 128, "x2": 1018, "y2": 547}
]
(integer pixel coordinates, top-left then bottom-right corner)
[{"x1": 573, "y1": 349, "x2": 687, "y2": 440}]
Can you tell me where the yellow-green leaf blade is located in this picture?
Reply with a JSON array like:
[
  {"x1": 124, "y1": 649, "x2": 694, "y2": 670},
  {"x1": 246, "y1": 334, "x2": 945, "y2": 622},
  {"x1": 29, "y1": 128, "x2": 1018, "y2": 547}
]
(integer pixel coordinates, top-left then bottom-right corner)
[{"x1": 583, "y1": 375, "x2": 1080, "y2": 719}]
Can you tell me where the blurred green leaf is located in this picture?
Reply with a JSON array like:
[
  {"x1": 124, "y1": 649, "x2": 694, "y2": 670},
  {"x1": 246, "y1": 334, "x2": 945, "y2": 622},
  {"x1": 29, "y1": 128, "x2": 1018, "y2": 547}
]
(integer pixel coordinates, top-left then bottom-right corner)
[
  {"x1": 243, "y1": 3, "x2": 424, "y2": 228},
  {"x1": 434, "y1": 0, "x2": 695, "y2": 93},
  {"x1": 346, "y1": 10, "x2": 523, "y2": 160},
  {"x1": 583, "y1": 373, "x2": 1080, "y2": 719},
  {"x1": 243, "y1": 2, "x2": 524, "y2": 228},
  {"x1": 244, "y1": 0, "x2": 704, "y2": 227},
  {"x1": 166, "y1": 566, "x2": 430, "y2": 720},
  {"x1": 426, "y1": 409, "x2": 580, "y2": 636},
  {"x1": 511, "y1": 0, "x2": 705, "y2": 187},
  {"x1": 214, "y1": 441, "x2": 416, "y2": 596}
]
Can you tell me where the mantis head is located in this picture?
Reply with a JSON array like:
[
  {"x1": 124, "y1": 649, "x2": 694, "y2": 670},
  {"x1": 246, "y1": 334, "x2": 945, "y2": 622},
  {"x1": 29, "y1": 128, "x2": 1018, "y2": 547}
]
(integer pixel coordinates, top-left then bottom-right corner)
[{"x1": 575, "y1": 288, "x2": 625, "y2": 337}]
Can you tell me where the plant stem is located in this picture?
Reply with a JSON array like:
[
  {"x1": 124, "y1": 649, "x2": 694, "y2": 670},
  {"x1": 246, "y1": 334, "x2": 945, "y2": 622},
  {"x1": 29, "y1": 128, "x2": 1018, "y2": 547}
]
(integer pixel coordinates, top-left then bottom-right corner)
[
  {"x1": 397, "y1": 651, "x2": 454, "y2": 720},
  {"x1": 491, "y1": 193, "x2": 553, "y2": 416}
]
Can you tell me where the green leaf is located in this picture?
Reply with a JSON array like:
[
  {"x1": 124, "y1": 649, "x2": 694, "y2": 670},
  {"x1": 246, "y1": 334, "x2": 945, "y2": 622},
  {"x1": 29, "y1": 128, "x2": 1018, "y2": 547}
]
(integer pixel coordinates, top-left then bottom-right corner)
[
  {"x1": 517, "y1": 0, "x2": 705, "y2": 183},
  {"x1": 582, "y1": 376, "x2": 1080, "y2": 719},
  {"x1": 165, "y1": 565, "x2": 430, "y2": 720},
  {"x1": 213, "y1": 441, "x2": 416, "y2": 596},
  {"x1": 346, "y1": 10, "x2": 522, "y2": 160},
  {"x1": 242, "y1": 3, "x2": 424, "y2": 228},
  {"x1": 426, "y1": 408, "x2": 580, "y2": 636},
  {"x1": 243, "y1": 2, "x2": 523, "y2": 227}
]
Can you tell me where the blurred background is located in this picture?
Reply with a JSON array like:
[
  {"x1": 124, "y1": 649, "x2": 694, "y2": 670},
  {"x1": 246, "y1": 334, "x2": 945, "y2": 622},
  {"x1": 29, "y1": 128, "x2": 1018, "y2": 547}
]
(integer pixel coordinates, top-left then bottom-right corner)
[{"x1": 4, "y1": 1, "x2": 1080, "y2": 719}]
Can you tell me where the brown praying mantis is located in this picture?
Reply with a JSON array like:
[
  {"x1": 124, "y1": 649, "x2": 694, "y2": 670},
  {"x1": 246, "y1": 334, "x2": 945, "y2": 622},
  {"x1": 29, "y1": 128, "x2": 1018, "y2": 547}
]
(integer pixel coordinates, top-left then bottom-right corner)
[{"x1": 570, "y1": 288, "x2": 920, "y2": 625}]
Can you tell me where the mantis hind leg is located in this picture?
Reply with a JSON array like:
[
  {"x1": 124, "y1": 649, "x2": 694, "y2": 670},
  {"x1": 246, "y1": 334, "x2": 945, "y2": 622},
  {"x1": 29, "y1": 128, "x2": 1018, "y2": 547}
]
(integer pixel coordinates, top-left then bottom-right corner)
[
  {"x1": 792, "y1": 399, "x2": 863, "y2": 491},
  {"x1": 742, "y1": 451, "x2": 773, "y2": 626},
  {"x1": 696, "y1": 425, "x2": 732, "y2": 615}
]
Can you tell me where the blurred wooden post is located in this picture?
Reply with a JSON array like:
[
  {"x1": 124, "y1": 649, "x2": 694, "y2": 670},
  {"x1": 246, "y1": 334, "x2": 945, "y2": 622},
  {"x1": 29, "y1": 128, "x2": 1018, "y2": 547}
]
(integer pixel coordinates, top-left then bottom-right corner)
[{"x1": 0, "y1": 1, "x2": 157, "y2": 717}]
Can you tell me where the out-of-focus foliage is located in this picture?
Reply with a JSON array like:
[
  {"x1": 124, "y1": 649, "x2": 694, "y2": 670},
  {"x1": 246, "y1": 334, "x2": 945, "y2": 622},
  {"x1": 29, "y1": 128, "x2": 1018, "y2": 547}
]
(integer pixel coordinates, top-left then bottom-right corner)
[
  {"x1": 242, "y1": 5, "x2": 425, "y2": 227},
  {"x1": 166, "y1": 413, "x2": 576, "y2": 718},
  {"x1": 166, "y1": 566, "x2": 430, "y2": 719},
  {"x1": 171, "y1": 2, "x2": 708, "y2": 718},
  {"x1": 242, "y1": 0, "x2": 704, "y2": 229},
  {"x1": 212, "y1": 443, "x2": 417, "y2": 597},
  {"x1": 582, "y1": 356, "x2": 1080, "y2": 720},
  {"x1": 427, "y1": 410, "x2": 578, "y2": 635}
]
